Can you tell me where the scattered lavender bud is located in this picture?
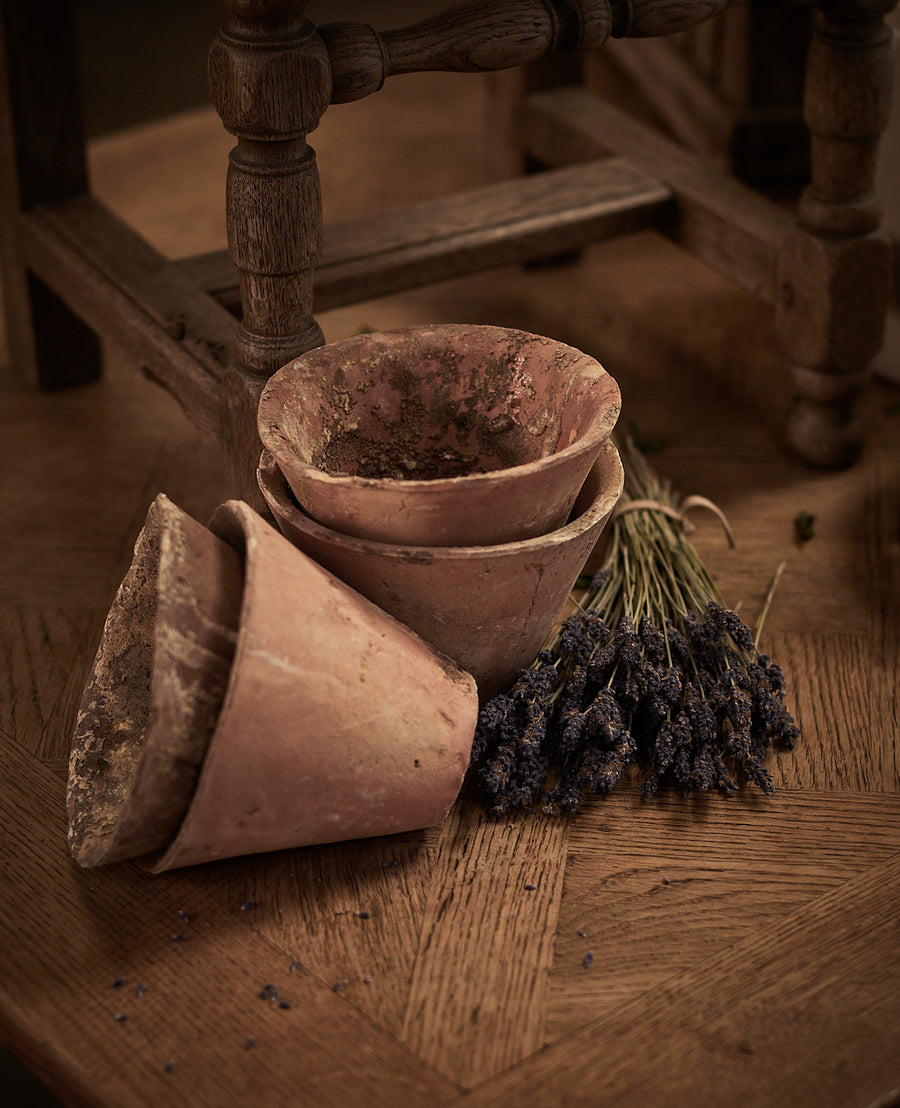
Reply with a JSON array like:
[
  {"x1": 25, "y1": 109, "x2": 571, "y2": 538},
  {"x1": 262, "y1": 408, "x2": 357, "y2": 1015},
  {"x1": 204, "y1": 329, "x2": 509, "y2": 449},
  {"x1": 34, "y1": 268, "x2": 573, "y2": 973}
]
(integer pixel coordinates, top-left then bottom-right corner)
[
  {"x1": 164, "y1": 1059, "x2": 175, "y2": 1073},
  {"x1": 278, "y1": 1001, "x2": 293, "y2": 1010},
  {"x1": 177, "y1": 910, "x2": 190, "y2": 923},
  {"x1": 245, "y1": 1036, "x2": 256, "y2": 1050},
  {"x1": 172, "y1": 934, "x2": 186, "y2": 942},
  {"x1": 289, "y1": 960, "x2": 299, "y2": 973},
  {"x1": 114, "y1": 1013, "x2": 128, "y2": 1022},
  {"x1": 794, "y1": 510, "x2": 815, "y2": 543},
  {"x1": 362, "y1": 977, "x2": 373, "y2": 985},
  {"x1": 240, "y1": 900, "x2": 256, "y2": 912},
  {"x1": 583, "y1": 950, "x2": 594, "y2": 969},
  {"x1": 259, "y1": 984, "x2": 278, "y2": 1003},
  {"x1": 136, "y1": 984, "x2": 146, "y2": 997},
  {"x1": 662, "y1": 876, "x2": 670, "y2": 885},
  {"x1": 110, "y1": 977, "x2": 125, "y2": 989},
  {"x1": 356, "y1": 910, "x2": 371, "y2": 919},
  {"x1": 524, "y1": 883, "x2": 537, "y2": 891},
  {"x1": 382, "y1": 860, "x2": 399, "y2": 869}
]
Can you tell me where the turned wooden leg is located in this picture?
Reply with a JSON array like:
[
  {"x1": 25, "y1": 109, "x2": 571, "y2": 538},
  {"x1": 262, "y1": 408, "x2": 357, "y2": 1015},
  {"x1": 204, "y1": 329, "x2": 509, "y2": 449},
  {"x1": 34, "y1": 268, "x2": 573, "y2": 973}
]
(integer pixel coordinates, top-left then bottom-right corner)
[
  {"x1": 776, "y1": 0, "x2": 895, "y2": 467},
  {"x1": 209, "y1": 0, "x2": 330, "y2": 502},
  {"x1": 0, "y1": 0, "x2": 101, "y2": 389}
]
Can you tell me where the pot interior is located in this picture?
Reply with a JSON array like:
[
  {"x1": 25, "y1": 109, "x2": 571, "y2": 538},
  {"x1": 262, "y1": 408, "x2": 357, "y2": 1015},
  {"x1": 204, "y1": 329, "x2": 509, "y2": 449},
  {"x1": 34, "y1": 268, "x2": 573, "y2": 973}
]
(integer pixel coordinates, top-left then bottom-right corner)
[{"x1": 264, "y1": 326, "x2": 617, "y2": 481}]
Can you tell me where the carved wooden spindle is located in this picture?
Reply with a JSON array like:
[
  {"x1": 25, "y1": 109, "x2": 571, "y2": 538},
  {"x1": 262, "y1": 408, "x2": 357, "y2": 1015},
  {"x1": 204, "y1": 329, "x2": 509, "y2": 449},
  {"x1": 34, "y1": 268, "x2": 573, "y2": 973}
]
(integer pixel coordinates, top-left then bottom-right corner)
[
  {"x1": 619, "y1": 0, "x2": 736, "y2": 37},
  {"x1": 777, "y1": 0, "x2": 895, "y2": 467},
  {"x1": 208, "y1": 1, "x2": 332, "y2": 503},
  {"x1": 209, "y1": 0, "x2": 330, "y2": 378},
  {"x1": 319, "y1": 0, "x2": 738, "y2": 103}
]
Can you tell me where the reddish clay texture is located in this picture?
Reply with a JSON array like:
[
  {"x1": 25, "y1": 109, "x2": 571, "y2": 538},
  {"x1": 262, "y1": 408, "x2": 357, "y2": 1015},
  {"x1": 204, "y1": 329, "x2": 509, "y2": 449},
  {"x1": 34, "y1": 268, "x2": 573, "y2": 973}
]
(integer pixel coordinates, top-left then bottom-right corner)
[
  {"x1": 67, "y1": 494, "x2": 244, "y2": 868},
  {"x1": 258, "y1": 440, "x2": 624, "y2": 700},
  {"x1": 145, "y1": 500, "x2": 479, "y2": 872},
  {"x1": 257, "y1": 323, "x2": 620, "y2": 547},
  {"x1": 67, "y1": 497, "x2": 479, "y2": 872}
]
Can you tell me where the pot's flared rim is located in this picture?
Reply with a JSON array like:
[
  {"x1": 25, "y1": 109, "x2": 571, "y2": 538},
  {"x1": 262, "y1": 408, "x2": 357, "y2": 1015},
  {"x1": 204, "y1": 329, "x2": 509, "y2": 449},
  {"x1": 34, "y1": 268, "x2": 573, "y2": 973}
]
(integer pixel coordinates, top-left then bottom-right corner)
[
  {"x1": 258, "y1": 439, "x2": 624, "y2": 560},
  {"x1": 257, "y1": 323, "x2": 621, "y2": 495}
]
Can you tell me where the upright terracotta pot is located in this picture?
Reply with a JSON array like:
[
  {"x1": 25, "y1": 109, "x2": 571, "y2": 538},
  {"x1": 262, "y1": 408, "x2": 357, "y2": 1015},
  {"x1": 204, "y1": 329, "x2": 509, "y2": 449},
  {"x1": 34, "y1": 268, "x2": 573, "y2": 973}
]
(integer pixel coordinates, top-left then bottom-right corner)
[
  {"x1": 67, "y1": 497, "x2": 479, "y2": 872},
  {"x1": 257, "y1": 324, "x2": 621, "y2": 547},
  {"x1": 258, "y1": 440, "x2": 625, "y2": 700}
]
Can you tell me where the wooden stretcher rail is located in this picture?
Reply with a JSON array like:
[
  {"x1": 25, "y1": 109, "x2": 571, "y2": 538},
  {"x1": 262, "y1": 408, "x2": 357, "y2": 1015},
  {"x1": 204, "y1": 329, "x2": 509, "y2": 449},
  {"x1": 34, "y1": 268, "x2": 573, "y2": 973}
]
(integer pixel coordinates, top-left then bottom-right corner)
[
  {"x1": 525, "y1": 87, "x2": 797, "y2": 305},
  {"x1": 20, "y1": 195, "x2": 236, "y2": 437},
  {"x1": 177, "y1": 156, "x2": 675, "y2": 317}
]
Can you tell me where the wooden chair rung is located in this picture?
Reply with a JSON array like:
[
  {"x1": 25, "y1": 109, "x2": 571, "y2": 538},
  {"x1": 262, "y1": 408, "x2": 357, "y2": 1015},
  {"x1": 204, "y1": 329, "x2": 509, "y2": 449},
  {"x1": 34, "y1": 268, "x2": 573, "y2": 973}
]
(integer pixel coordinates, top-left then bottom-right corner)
[
  {"x1": 20, "y1": 195, "x2": 237, "y2": 435},
  {"x1": 524, "y1": 87, "x2": 796, "y2": 305},
  {"x1": 177, "y1": 156, "x2": 674, "y2": 318}
]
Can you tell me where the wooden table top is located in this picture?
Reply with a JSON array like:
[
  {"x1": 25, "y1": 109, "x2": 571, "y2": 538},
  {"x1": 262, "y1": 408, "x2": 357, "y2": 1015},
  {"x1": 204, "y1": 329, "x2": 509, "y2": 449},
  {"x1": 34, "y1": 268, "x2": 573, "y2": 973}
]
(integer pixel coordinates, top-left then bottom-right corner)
[{"x1": 2, "y1": 71, "x2": 899, "y2": 1107}]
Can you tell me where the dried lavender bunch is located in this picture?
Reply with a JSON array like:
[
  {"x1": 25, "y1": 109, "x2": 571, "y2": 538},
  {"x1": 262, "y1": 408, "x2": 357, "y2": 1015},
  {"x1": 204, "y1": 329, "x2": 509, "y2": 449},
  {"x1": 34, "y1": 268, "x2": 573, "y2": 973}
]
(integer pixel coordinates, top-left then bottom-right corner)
[{"x1": 472, "y1": 437, "x2": 799, "y2": 815}]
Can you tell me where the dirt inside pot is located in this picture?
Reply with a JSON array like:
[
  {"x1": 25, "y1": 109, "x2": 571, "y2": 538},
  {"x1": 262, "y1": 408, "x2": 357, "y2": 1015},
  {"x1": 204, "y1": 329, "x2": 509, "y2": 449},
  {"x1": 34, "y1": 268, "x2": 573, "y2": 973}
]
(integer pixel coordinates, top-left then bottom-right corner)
[
  {"x1": 305, "y1": 339, "x2": 565, "y2": 480},
  {"x1": 315, "y1": 434, "x2": 486, "y2": 480}
]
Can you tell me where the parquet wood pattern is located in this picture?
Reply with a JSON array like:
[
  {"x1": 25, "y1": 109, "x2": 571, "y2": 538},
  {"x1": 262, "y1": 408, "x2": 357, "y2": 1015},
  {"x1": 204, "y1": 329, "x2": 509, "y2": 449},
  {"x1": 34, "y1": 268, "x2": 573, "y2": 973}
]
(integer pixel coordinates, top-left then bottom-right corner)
[
  {"x1": 0, "y1": 741, "x2": 462, "y2": 1108},
  {"x1": 467, "y1": 850, "x2": 900, "y2": 1108},
  {"x1": 1, "y1": 67, "x2": 898, "y2": 1107},
  {"x1": 243, "y1": 833, "x2": 439, "y2": 1038},
  {"x1": 546, "y1": 788, "x2": 900, "y2": 1040},
  {"x1": 400, "y1": 790, "x2": 569, "y2": 1086}
]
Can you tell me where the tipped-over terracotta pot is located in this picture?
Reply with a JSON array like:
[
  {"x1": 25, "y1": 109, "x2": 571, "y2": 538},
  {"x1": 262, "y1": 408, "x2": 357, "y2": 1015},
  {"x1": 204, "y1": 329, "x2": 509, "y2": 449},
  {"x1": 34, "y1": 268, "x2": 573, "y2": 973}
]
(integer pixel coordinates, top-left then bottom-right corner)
[
  {"x1": 258, "y1": 440, "x2": 624, "y2": 699},
  {"x1": 67, "y1": 496, "x2": 479, "y2": 872},
  {"x1": 257, "y1": 323, "x2": 620, "y2": 547}
]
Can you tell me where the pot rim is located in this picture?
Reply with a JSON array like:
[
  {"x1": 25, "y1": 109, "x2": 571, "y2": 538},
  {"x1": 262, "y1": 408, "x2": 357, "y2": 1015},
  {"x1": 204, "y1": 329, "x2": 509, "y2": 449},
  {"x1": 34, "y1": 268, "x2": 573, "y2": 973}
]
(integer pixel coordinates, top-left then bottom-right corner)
[
  {"x1": 258, "y1": 323, "x2": 621, "y2": 494},
  {"x1": 258, "y1": 439, "x2": 624, "y2": 561}
]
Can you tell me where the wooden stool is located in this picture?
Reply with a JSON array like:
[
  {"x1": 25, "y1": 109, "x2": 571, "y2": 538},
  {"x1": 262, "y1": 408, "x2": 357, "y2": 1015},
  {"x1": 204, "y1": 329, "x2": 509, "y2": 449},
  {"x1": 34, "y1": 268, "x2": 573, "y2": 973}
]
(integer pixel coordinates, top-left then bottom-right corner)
[{"x1": 1, "y1": 1, "x2": 895, "y2": 506}]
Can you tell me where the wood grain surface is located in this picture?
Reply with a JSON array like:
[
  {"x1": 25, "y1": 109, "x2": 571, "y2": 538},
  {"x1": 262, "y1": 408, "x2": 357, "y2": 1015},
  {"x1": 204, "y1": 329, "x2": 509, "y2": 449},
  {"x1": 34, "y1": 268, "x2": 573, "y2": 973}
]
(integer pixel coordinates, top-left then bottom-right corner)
[
  {"x1": 1, "y1": 33, "x2": 898, "y2": 1108},
  {"x1": 177, "y1": 156, "x2": 674, "y2": 316}
]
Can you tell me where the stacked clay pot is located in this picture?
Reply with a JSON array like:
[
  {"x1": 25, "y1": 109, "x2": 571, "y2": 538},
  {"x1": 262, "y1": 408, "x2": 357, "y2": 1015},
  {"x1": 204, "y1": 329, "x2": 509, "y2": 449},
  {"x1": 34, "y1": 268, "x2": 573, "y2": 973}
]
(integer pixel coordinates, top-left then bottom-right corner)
[{"x1": 258, "y1": 324, "x2": 624, "y2": 699}]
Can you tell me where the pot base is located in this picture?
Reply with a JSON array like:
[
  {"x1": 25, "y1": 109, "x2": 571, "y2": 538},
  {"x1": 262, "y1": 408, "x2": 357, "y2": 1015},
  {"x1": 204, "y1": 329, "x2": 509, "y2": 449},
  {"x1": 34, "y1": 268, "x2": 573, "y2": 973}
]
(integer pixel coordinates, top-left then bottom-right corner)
[{"x1": 67, "y1": 495, "x2": 244, "y2": 868}]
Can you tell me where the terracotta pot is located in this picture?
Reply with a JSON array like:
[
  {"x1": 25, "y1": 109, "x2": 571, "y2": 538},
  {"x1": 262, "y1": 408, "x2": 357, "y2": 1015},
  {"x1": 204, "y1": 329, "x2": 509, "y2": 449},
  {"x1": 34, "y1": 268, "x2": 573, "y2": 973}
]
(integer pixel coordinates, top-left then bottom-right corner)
[
  {"x1": 257, "y1": 323, "x2": 620, "y2": 546},
  {"x1": 258, "y1": 440, "x2": 624, "y2": 700},
  {"x1": 67, "y1": 497, "x2": 479, "y2": 872},
  {"x1": 67, "y1": 494, "x2": 245, "y2": 868}
]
